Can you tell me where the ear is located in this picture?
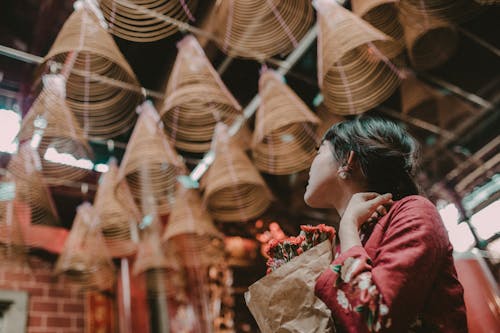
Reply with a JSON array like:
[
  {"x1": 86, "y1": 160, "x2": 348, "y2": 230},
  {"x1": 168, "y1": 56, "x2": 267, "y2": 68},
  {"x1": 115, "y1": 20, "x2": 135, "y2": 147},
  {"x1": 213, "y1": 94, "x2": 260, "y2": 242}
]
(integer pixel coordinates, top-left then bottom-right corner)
[{"x1": 346, "y1": 150, "x2": 355, "y2": 169}]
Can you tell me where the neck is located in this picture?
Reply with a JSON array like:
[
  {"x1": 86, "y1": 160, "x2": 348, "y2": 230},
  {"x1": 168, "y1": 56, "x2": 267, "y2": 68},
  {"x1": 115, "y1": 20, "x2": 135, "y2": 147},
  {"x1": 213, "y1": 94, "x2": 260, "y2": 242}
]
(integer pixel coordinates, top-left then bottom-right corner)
[{"x1": 336, "y1": 183, "x2": 367, "y2": 217}]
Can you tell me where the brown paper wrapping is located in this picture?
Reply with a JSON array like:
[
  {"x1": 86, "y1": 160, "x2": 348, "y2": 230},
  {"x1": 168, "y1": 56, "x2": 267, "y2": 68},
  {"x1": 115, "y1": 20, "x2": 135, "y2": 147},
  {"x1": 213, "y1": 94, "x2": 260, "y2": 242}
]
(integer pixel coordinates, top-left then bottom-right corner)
[{"x1": 245, "y1": 240, "x2": 335, "y2": 333}]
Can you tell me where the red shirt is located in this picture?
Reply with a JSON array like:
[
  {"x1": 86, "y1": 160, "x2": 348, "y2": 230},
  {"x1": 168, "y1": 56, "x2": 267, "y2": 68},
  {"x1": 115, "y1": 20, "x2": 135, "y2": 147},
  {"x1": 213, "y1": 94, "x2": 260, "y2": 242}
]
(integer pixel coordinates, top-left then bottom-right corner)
[{"x1": 315, "y1": 195, "x2": 468, "y2": 332}]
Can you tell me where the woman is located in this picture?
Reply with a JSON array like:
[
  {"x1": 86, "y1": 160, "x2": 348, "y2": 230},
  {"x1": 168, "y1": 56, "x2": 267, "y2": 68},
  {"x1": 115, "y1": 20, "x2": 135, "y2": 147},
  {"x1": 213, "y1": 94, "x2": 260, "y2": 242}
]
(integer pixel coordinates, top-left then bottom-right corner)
[{"x1": 305, "y1": 117, "x2": 467, "y2": 333}]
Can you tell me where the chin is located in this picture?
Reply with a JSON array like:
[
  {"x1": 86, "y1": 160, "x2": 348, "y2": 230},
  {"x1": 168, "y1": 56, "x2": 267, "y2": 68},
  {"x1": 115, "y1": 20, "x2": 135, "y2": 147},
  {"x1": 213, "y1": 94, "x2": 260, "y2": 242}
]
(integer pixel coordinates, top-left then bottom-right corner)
[{"x1": 304, "y1": 190, "x2": 321, "y2": 208}]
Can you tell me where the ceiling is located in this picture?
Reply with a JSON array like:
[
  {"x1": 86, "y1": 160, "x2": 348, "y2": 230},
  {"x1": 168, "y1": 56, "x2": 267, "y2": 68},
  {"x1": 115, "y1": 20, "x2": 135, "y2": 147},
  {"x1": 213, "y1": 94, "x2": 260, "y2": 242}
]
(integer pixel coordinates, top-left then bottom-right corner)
[{"x1": 0, "y1": 0, "x2": 499, "y2": 230}]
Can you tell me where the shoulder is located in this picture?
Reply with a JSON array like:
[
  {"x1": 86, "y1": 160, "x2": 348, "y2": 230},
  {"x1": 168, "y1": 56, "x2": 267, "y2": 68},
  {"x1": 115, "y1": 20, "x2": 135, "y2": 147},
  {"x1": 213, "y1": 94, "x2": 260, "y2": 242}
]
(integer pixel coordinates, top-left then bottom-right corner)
[{"x1": 386, "y1": 195, "x2": 449, "y2": 247}]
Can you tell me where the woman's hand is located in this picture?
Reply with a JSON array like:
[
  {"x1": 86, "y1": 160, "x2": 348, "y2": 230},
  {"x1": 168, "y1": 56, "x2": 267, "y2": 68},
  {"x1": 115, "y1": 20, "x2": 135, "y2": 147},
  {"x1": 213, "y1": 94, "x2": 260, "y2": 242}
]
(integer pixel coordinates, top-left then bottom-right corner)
[{"x1": 339, "y1": 193, "x2": 393, "y2": 253}]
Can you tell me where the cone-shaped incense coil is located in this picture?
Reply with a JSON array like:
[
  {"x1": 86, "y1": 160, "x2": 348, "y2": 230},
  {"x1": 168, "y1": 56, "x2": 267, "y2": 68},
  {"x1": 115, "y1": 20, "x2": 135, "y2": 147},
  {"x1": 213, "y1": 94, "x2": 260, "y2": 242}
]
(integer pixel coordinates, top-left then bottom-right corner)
[
  {"x1": 7, "y1": 144, "x2": 60, "y2": 226},
  {"x1": 133, "y1": 216, "x2": 170, "y2": 275},
  {"x1": 0, "y1": 195, "x2": 27, "y2": 262},
  {"x1": 398, "y1": 0, "x2": 483, "y2": 23},
  {"x1": 252, "y1": 70, "x2": 320, "y2": 175},
  {"x1": 55, "y1": 203, "x2": 115, "y2": 291},
  {"x1": 398, "y1": 2, "x2": 458, "y2": 70},
  {"x1": 211, "y1": 0, "x2": 314, "y2": 59},
  {"x1": 351, "y1": 0, "x2": 404, "y2": 56},
  {"x1": 437, "y1": 95, "x2": 477, "y2": 130},
  {"x1": 161, "y1": 35, "x2": 242, "y2": 153},
  {"x1": 315, "y1": 0, "x2": 402, "y2": 115},
  {"x1": 202, "y1": 123, "x2": 272, "y2": 222},
  {"x1": 18, "y1": 75, "x2": 92, "y2": 184},
  {"x1": 118, "y1": 101, "x2": 184, "y2": 215},
  {"x1": 315, "y1": 103, "x2": 345, "y2": 138},
  {"x1": 93, "y1": 160, "x2": 139, "y2": 257},
  {"x1": 162, "y1": 187, "x2": 224, "y2": 268},
  {"x1": 400, "y1": 76, "x2": 440, "y2": 124},
  {"x1": 43, "y1": 4, "x2": 141, "y2": 138},
  {"x1": 99, "y1": 0, "x2": 198, "y2": 42}
]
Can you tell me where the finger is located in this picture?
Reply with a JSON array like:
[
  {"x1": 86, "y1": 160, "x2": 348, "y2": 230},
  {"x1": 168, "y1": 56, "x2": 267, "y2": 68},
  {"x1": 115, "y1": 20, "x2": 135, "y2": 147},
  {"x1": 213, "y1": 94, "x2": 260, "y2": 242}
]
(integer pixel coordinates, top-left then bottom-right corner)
[
  {"x1": 376, "y1": 205, "x2": 387, "y2": 216},
  {"x1": 359, "y1": 192, "x2": 381, "y2": 200},
  {"x1": 368, "y1": 193, "x2": 393, "y2": 209},
  {"x1": 370, "y1": 211, "x2": 379, "y2": 220}
]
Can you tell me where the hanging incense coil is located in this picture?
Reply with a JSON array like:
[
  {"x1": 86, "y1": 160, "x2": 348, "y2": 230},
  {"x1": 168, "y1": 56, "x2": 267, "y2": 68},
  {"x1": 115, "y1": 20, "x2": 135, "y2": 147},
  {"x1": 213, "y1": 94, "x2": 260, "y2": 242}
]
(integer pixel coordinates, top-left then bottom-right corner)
[
  {"x1": 6, "y1": 144, "x2": 60, "y2": 226},
  {"x1": 315, "y1": 0, "x2": 402, "y2": 115},
  {"x1": 160, "y1": 35, "x2": 242, "y2": 153},
  {"x1": 437, "y1": 95, "x2": 477, "y2": 131},
  {"x1": 202, "y1": 123, "x2": 272, "y2": 222},
  {"x1": 133, "y1": 216, "x2": 170, "y2": 275},
  {"x1": 55, "y1": 203, "x2": 115, "y2": 291},
  {"x1": 400, "y1": 76, "x2": 440, "y2": 124},
  {"x1": 99, "y1": 0, "x2": 198, "y2": 42},
  {"x1": 210, "y1": 0, "x2": 314, "y2": 59},
  {"x1": 315, "y1": 103, "x2": 345, "y2": 138},
  {"x1": 162, "y1": 187, "x2": 225, "y2": 268},
  {"x1": 398, "y1": 2, "x2": 459, "y2": 70},
  {"x1": 351, "y1": 0, "x2": 405, "y2": 57},
  {"x1": 117, "y1": 101, "x2": 184, "y2": 215},
  {"x1": 43, "y1": 4, "x2": 141, "y2": 138},
  {"x1": 18, "y1": 75, "x2": 92, "y2": 184},
  {"x1": 0, "y1": 191, "x2": 27, "y2": 262},
  {"x1": 398, "y1": 0, "x2": 483, "y2": 23},
  {"x1": 93, "y1": 159, "x2": 139, "y2": 257},
  {"x1": 474, "y1": 0, "x2": 500, "y2": 4},
  {"x1": 252, "y1": 70, "x2": 320, "y2": 175}
]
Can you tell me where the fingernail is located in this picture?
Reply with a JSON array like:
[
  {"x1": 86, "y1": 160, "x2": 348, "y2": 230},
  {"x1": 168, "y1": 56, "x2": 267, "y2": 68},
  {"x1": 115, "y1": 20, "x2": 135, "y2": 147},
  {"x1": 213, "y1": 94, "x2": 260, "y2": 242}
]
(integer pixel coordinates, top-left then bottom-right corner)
[{"x1": 385, "y1": 193, "x2": 392, "y2": 198}]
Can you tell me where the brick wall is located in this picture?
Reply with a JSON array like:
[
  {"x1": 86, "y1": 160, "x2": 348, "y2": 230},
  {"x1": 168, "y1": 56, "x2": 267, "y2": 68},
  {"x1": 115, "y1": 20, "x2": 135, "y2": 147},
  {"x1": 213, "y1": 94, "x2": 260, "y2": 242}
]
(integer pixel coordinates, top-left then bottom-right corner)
[{"x1": 0, "y1": 256, "x2": 85, "y2": 333}]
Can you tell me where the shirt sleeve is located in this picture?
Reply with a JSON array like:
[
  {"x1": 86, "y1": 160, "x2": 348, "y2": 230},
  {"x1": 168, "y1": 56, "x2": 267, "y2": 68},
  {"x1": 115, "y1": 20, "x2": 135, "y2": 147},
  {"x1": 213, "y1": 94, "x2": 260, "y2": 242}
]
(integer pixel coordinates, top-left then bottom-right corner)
[{"x1": 314, "y1": 197, "x2": 448, "y2": 333}]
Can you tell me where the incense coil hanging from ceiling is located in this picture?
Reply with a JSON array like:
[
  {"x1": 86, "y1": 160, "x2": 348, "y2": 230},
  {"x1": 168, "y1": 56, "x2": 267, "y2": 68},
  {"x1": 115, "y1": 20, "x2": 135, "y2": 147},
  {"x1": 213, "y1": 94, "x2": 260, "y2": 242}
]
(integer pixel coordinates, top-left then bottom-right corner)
[
  {"x1": 117, "y1": 101, "x2": 184, "y2": 215},
  {"x1": 398, "y1": 2, "x2": 459, "y2": 70},
  {"x1": 315, "y1": 0, "x2": 402, "y2": 115},
  {"x1": 93, "y1": 159, "x2": 140, "y2": 257},
  {"x1": 54, "y1": 203, "x2": 115, "y2": 291},
  {"x1": 6, "y1": 144, "x2": 60, "y2": 226},
  {"x1": 42, "y1": 4, "x2": 142, "y2": 139},
  {"x1": 210, "y1": 0, "x2": 315, "y2": 59},
  {"x1": 315, "y1": 103, "x2": 345, "y2": 138},
  {"x1": 18, "y1": 75, "x2": 92, "y2": 184},
  {"x1": 160, "y1": 35, "x2": 243, "y2": 153},
  {"x1": 99, "y1": 0, "x2": 198, "y2": 42},
  {"x1": 133, "y1": 215, "x2": 170, "y2": 275},
  {"x1": 398, "y1": 0, "x2": 483, "y2": 23},
  {"x1": 0, "y1": 182, "x2": 27, "y2": 262},
  {"x1": 351, "y1": 0, "x2": 405, "y2": 57},
  {"x1": 202, "y1": 123, "x2": 272, "y2": 222},
  {"x1": 252, "y1": 70, "x2": 321, "y2": 175},
  {"x1": 162, "y1": 187, "x2": 225, "y2": 268}
]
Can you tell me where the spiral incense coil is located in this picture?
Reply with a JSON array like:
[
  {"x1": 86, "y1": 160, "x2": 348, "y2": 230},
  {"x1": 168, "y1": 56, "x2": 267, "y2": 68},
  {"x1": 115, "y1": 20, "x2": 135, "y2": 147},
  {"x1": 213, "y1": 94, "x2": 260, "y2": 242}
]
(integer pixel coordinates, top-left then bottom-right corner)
[
  {"x1": 43, "y1": 5, "x2": 141, "y2": 138},
  {"x1": 351, "y1": 0, "x2": 405, "y2": 57},
  {"x1": 210, "y1": 0, "x2": 314, "y2": 59},
  {"x1": 7, "y1": 144, "x2": 60, "y2": 226},
  {"x1": 202, "y1": 123, "x2": 272, "y2": 222},
  {"x1": 315, "y1": 103, "x2": 345, "y2": 138},
  {"x1": 162, "y1": 187, "x2": 224, "y2": 268},
  {"x1": 400, "y1": 76, "x2": 440, "y2": 125},
  {"x1": 18, "y1": 75, "x2": 92, "y2": 184},
  {"x1": 398, "y1": 2, "x2": 459, "y2": 70},
  {"x1": 55, "y1": 203, "x2": 115, "y2": 291},
  {"x1": 437, "y1": 95, "x2": 477, "y2": 130},
  {"x1": 93, "y1": 160, "x2": 139, "y2": 257},
  {"x1": 160, "y1": 36, "x2": 242, "y2": 153},
  {"x1": 398, "y1": 0, "x2": 483, "y2": 23},
  {"x1": 252, "y1": 70, "x2": 320, "y2": 175},
  {"x1": 133, "y1": 217, "x2": 170, "y2": 275},
  {"x1": 117, "y1": 101, "x2": 185, "y2": 215},
  {"x1": 0, "y1": 197, "x2": 27, "y2": 262},
  {"x1": 99, "y1": 0, "x2": 198, "y2": 42},
  {"x1": 315, "y1": 0, "x2": 402, "y2": 115}
]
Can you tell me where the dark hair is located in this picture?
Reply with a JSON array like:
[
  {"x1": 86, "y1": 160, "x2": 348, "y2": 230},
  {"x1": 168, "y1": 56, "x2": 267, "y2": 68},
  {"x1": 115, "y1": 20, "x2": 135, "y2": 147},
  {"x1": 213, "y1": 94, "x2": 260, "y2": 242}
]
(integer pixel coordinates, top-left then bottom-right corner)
[{"x1": 323, "y1": 116, "x2": 420, "y2": 200}]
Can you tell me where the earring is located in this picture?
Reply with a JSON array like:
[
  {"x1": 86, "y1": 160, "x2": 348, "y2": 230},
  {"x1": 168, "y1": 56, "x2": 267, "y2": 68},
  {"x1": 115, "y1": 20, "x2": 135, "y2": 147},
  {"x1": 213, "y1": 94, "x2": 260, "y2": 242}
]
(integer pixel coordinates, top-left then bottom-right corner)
[{"x1": 337, "y1": 166, "x2": 350, "y2": 180}]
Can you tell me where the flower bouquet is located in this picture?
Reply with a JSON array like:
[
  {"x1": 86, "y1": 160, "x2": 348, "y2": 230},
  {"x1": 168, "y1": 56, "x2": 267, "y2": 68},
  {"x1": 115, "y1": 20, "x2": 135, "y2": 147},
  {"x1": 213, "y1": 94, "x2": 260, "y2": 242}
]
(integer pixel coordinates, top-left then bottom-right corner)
[{"x1": 245, "y1": 224, "x2": 336, "y2": 333}]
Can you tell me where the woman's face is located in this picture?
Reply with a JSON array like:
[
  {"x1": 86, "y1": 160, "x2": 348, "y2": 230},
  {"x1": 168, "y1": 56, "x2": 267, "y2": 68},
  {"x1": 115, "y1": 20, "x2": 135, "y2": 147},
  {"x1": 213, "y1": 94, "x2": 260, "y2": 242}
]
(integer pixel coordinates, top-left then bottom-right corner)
[{"x1": 304, "y1": 141, "x2": 341, "y2": 209}]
